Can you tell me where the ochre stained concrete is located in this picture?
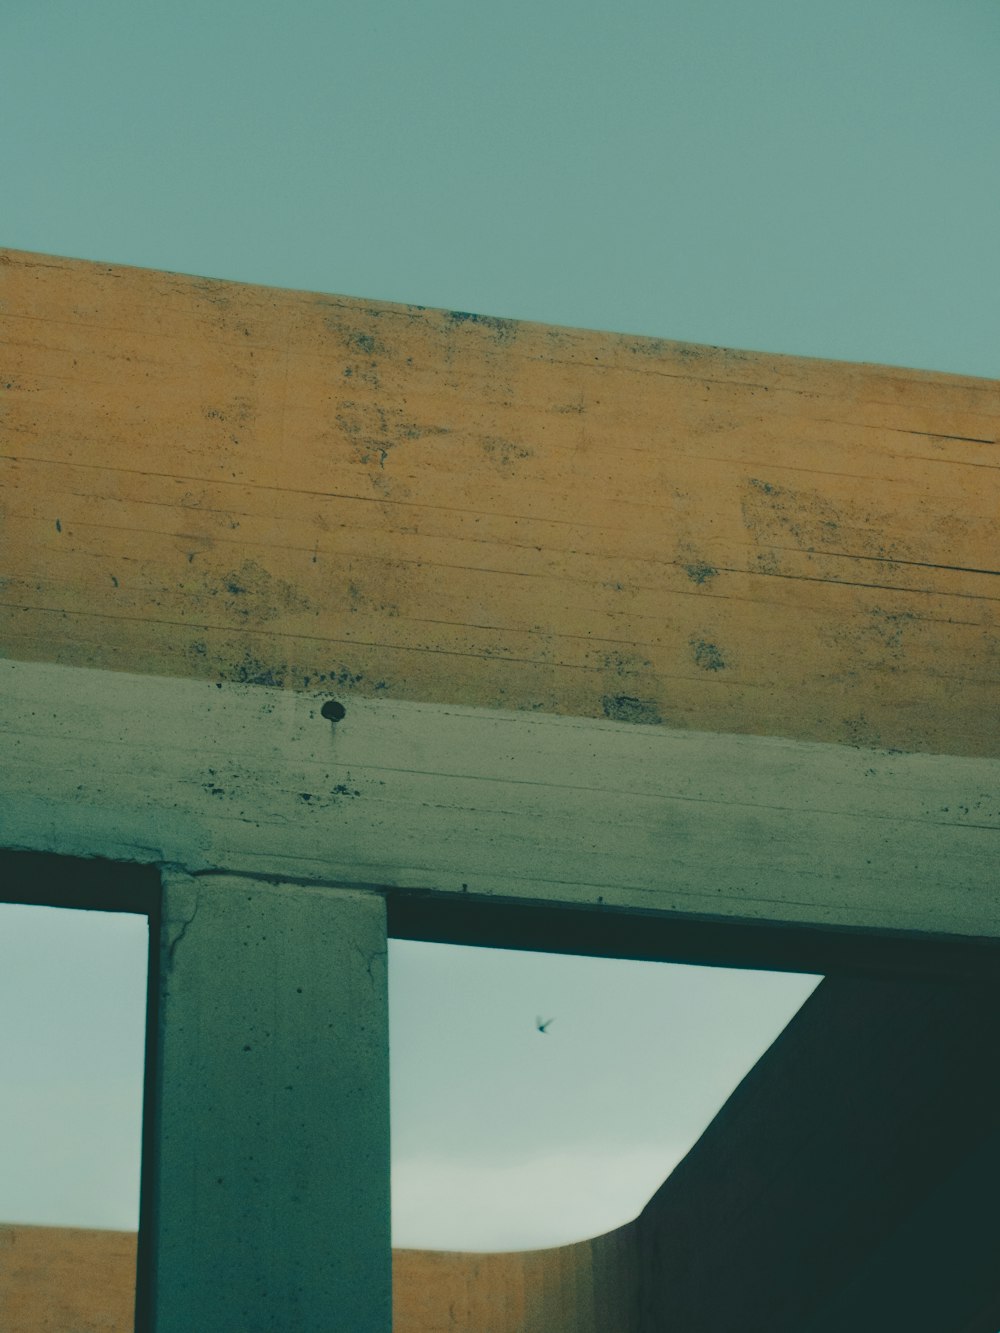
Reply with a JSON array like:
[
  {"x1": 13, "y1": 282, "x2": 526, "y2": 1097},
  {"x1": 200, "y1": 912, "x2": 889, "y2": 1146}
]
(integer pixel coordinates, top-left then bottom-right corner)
[
  {"x1": 391, "y1": 1226, "x2": 641, "y2": 1333},
  {"x1": 1, "y1": 1225, "x2": 639, "y2": 1333},
  {"x1": 1, "y1": 1224, "x2": 138, "y2": 1333},
  {"x1": 3, "y1": 249, "x2": 997, "y2": 757}
]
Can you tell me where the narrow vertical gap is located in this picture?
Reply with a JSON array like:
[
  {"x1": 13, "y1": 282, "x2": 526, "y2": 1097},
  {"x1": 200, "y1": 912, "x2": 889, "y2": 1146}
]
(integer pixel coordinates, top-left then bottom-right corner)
[
  {"x1": 133, "y1": 881, "x2": 162, "y2": 1333},
  {"x1": 0, "y1": 852, "x2": 158, "y2": 1333}
]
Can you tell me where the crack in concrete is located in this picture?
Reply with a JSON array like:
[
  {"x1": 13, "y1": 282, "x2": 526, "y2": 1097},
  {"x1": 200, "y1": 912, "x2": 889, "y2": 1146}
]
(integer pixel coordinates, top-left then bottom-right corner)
[
  {"x1": 166, "y1": 894, "x2": 200, "y2": 967},
  {"x1": 353, "y1": 941, "x2": 385, "y2": 989}
]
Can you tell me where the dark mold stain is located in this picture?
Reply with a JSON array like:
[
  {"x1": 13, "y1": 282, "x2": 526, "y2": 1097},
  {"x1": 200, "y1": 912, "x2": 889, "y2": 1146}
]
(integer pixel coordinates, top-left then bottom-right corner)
[
  {"x1": 626, "y1": 337, "x2": 670, "y2": 358},
  {"x1": 602, "y1": 650, "x2": 653, "y2": 677},
  {"x1": 684, "y1": 561, "x2": 718, "y2": 585},
  {"x1": 346, "y1": 580, "x2": 400, "y2": 618},
  {"x1": 741, "y1": 476, "x2": 903, "y2": 565},
  {"x1": 110, "y1": 575, "x2": 119, "y2": 588},
  {"x1": 481, "y1": 436, "x2": 535, "y2": 475},
  {"x1": 347, "y1": 331, "x2": 378, "y2": 356},
  {"x1": 337, "y1": 397, "x2": 450, "y2": 477},
  {"x1": 841, "y1": 713, "x2": 883, "y2": 749},
  {"x1": 336, "y1": 401, "x2": 442, "y2": 470},
  {"x1": 55, "y1": 518, "x2": 62, "y2": 533},
  {"x1": 331, "y1": 666, "x2": 365, "y2": 687},
  {"x1": 867, "y1": 607, "x2": 917, "y2": 656},
  {"x1": 754, "y1": 550, "x2": 782, "y2": 575},
  {"x1": 203, "y1": 397, "x2": 252, "y2": 432},
  {"x1": 231, "y1": 652, "x2": 287, "y2": 687},
  {"x1": 691, "y1": 638, "x2": 727, "y2": 671},
  {"x1": 209, "y1": 559, "x2": 311, "y2": 624},
  {"x1": 447, "y1": 310, "x2": 516, "y2": 342},
  {"x1": 837, "y1": 607, "x2": 920, "y2": 669},
  {"x1": 298, "y1": 668, "x2": 386, "y2": 693},
  {"x1": 331, "y1": 783, "x2": 361, "y2": 798},
  {"x1": 601, "y1": 695, "x2": 663, "y2": 725}
]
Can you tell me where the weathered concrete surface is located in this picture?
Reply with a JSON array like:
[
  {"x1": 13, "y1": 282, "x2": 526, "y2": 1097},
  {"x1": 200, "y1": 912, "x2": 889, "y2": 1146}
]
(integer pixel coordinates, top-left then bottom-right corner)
[
  {"x1": 0, "y1": 1223, "x2": 137, "y2": 1332},
  {"x1": 4, "y1": 660, "x2": 999, "y2": 943},
  {"x1": 3, "y1": 248, "x2": 998, "y2": 757},
  {"x1": 391, "y1": 1224, "x2": 641, "y2": 1332},
  {"x1": 633, "y1": 975, "x2": 1000, "y2": 1332},
  {"x1": 148, "y1": 875, "x2": 390, "y2": 1332},
  {"x1": 0, "y1": 1224, "x2": 639, "y2": 1333}
]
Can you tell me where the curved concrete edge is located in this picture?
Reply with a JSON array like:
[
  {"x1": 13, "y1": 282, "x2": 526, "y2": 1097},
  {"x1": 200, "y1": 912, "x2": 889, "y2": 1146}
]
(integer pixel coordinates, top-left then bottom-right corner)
[
  {"x1": 0, "y1": 1221, "x2": 643, "y2": 1333},
  {"x1": 392, "y1": 1221, "x2": 642, "y2": 1332}
]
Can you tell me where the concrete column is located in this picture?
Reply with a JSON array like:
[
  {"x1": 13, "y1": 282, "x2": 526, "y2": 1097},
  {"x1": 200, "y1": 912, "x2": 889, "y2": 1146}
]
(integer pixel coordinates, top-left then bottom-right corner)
[{"x1": 145, "y1": 874, "x2": 390, "y2": 1332}]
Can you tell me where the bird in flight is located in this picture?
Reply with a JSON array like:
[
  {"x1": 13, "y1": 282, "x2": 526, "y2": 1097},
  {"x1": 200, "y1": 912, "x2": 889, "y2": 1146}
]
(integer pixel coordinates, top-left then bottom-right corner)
[{"x1": 536, "y1": 1016, "x2": 555, "y2": 1034}]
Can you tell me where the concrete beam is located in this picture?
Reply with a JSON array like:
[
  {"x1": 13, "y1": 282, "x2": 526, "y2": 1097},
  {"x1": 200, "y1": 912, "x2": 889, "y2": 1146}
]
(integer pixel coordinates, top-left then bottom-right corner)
[
  {"x1": 3, "y1": 248, "x2": 998, "y2": 758},
  {"x1": 146, "y1": 873, "x2": 390, "y2": 1332},
  {"x1": 3, "y1": 660, "x2": 999, "y2": 949}
]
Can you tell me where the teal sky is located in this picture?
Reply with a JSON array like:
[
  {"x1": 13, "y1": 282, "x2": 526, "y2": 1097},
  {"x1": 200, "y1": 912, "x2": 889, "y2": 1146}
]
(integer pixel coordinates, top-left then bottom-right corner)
[
  {"x1": 1, "y1": 0, "x2": 996, "y2": 1249},
  {"x1": 3, "y1": 0, "x2": 999, "y2": 376}
]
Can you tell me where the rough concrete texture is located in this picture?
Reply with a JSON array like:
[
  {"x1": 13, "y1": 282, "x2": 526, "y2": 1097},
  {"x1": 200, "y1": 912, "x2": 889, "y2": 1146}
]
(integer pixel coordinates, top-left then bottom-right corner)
[
  {"x1": 149, "y1": 875, "x2": 390, "y2": 1332},
  {"x1": 6, "y1": 661, "x2": 999, "y2": 945},
  {"x1": 1, "y1": 1224, "x2": 138, "y2": 1332},
  {"x1": 391, "y1": 1226, "x2": 641, "y2": 1333},
  {"x1": 3, "y1": 247, "x2": 998, "y2": 758},
  {"x1": 632, "y1": 974, "x2": 1000, "y2": 1332}
]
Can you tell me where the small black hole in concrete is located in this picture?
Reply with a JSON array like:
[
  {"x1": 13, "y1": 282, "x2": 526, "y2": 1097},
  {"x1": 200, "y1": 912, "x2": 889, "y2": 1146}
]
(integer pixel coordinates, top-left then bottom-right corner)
[{"x1": 321, "y1": 700, "x2": 346, "y2": 722}]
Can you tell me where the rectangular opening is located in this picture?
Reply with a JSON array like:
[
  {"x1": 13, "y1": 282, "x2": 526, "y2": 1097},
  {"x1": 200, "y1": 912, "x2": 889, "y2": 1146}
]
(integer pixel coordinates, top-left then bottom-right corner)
[
  {"x1": 387, "y1": 893, "x2": 1000, "y2": 1331},
  {"x1": 388, "y1": 937, "x2": 820, "y2": 1253},
  {"x1": 1, "y1": 853, "x2": 160, "y2": 1333}
]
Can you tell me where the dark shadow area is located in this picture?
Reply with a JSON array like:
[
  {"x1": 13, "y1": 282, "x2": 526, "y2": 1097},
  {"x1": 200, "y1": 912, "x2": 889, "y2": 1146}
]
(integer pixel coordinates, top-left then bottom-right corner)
[
  {"x1": 633, "y1": 974, "x2": 1000, "y2": 1333},
  {"x1": 0, "y1": 850, "x2": 160, "y2": 915},
  {"x1": 388, "y1": 888, "x2": 1000, "y2": 982}
]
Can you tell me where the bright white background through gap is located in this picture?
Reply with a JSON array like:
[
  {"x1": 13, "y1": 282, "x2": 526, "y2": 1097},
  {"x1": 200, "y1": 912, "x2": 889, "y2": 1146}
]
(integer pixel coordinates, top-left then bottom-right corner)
[
  {"x1": 0, "y1": 903, "x2": 819, "y2": 1250},
  {"x1": 389, "y1": 940, "x2": 820, "y2": 1251},
  {"x1": 0, "y1": 905, "x2": 148, "y2": 1231}
]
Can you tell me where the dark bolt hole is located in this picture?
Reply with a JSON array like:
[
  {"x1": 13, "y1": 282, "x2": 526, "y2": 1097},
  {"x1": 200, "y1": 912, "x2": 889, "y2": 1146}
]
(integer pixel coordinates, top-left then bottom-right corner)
[{"x1": 321, "y1": 700, "x2": 347, "y2": 722}]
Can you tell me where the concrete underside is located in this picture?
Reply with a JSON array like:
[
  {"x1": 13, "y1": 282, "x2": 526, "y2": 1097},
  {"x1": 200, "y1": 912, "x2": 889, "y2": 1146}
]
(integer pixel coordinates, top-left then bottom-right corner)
[{"x1": 3, "y1": 660, "x2": 999, "y2": 951}]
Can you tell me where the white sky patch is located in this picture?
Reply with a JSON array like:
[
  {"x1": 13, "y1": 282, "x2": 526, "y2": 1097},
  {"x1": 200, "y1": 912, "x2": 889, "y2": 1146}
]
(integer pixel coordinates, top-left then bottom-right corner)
[
  {"x1": 389, "y1": 939, "x2": 821, "y2": 1250},
  {"x1": 0, "y1": 905, "x2": 148, "y2": 1230},
  {"x1": 392, "y1": 1143, "x2": 691, "y2": 1252}
]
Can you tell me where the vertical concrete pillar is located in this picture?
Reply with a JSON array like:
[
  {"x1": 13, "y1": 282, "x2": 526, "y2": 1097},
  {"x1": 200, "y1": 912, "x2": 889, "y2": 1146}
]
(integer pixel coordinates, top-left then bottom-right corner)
[{"x1": 146, "y1": 874, "x2": 390, "y2": 1332}]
